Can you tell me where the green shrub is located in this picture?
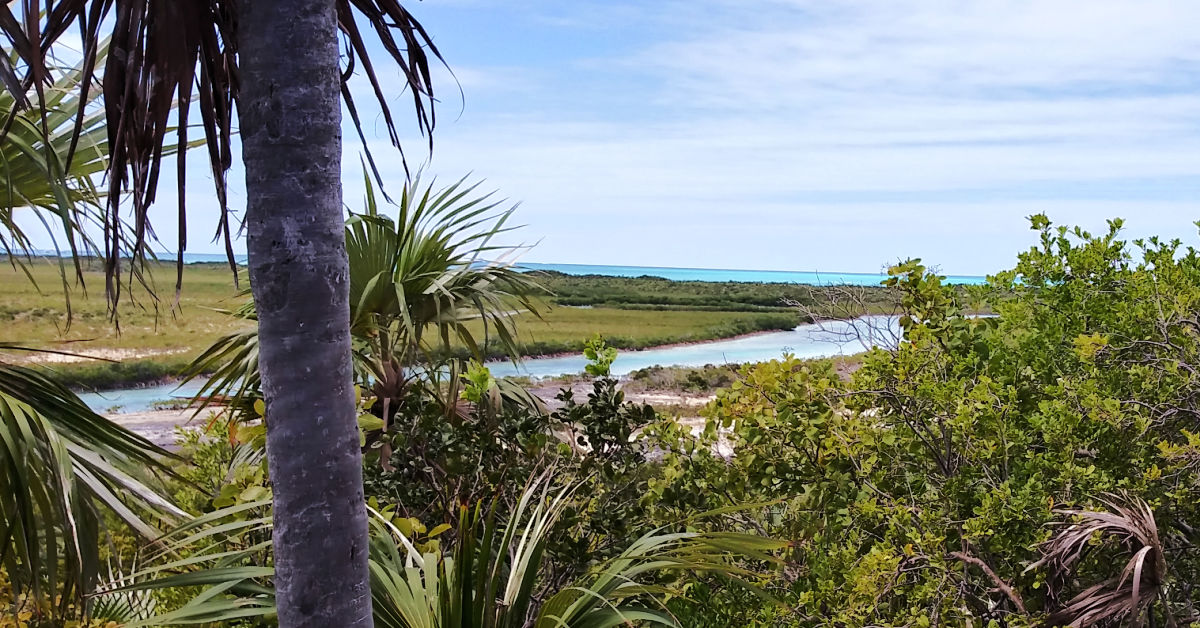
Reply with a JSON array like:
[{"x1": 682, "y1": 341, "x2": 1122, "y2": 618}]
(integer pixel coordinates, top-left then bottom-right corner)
[{"x1": 643, "y1": 217, "x2": 1200, "y2": 625}]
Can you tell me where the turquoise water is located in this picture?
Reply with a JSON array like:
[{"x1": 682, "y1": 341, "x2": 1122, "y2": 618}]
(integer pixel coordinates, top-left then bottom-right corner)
[
  {"x1": 78, "y1": 379, "x2": 207, "y2": 414},
  {"x1": 486, "y1": 316, "x2": 899, "y2": 378},
  {"x1": 154, "y1": 254, "x2": 988, "y2": 287},
  {"x1": 519, "y1": 262, "x2": 985, "y2": 286},
  {"x1": 26, "y1": 250, "x2": 985, "y2": 286},
  {"x1": 80, "y1": 316, "x2": 899, "y2": 412}
]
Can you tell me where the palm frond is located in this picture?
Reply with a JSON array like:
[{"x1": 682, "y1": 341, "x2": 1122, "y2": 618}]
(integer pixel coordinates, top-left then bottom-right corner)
[
  {"x1": 89, "y1": 557, "x2": 158, "y2": 624},
  {"x1": 368, "y1": 473, "x2": 786, "y2": 628},
  {"x1": 346, "y1": 172, "x2": 545, "y2": 364},
  {"x1": 0, "y1": 47, "x2": 107, "y2": 318},
  {"x1": 97, "y1": 500, "x2": 277, "y2": 627},
  {"x1": 1029, "y1": 493, "x2": 1170, "y2": 627},
  {"x1": 0, "y1": 363, "x2": 184, "y2": 615},
  {"x1": 1, "y1": 1, "x2": 446, "y2": 309}
]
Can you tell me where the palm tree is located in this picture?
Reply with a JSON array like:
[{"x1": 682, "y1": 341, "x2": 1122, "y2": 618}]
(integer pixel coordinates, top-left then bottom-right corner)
[
  {"x1": 0, "y1": 52, "x2": 186, "y2": 620},
  {"x1": 2, "y1": 2, "x2": 446, "y2": 624},
  {"x1": 185, "y1": 174, "x2": 545, "y2": 424}
]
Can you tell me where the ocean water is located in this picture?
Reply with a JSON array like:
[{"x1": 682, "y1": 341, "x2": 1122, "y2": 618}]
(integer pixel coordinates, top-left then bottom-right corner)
[
  {"x1": 24, "y1": 250, "x2": 984, "y2": 286},
  {"x1": 166, "y1": 255, "x2": 983, "y2": 287}
]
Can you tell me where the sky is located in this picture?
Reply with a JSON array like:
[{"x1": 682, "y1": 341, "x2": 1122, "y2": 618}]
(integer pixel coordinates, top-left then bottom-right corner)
[{"x1": 29, "y1": 0, "x2": 1200, "y2": 276}]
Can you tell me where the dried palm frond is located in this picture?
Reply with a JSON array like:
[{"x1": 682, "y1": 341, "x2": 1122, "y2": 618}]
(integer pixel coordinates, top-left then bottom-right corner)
[
  {"x1": 1, "y1": 1, "x2": 445, "y2": 309},
  {"x1": 1028, "y1": 493, "x2": 1171, "y2": 628}
]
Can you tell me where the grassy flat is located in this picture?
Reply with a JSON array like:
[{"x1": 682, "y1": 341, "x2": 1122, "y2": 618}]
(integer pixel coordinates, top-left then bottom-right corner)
[
  {"x1": 0, "y1": 260, "x2": 249, "y2": 358},
  {"x1": 1, "y1": 260, "x2": 826, "y2": 387}
]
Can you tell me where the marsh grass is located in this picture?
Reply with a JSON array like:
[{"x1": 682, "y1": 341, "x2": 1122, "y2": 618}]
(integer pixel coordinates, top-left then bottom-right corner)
[
  {"x1": 0, "y1": 260, "x2": 249, "y2": 352},
  {"x1": 2, "y1": 260, "x2": 812, "y2": 387}
]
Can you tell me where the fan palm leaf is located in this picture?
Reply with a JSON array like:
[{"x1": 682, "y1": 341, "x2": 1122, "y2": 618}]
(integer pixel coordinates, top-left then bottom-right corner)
[
  {"x1": 95, "y1": 499, "x2": 277, "y2": 626},
  {"x1": 346, "y1": 172, "x2": 544, "y2": 368},
  {"x1": 182, "y1": 174, "x2": 546, "y2": 413},
  {"x1": 368, "y1": 474, "x2": 787, "y2": 628}
]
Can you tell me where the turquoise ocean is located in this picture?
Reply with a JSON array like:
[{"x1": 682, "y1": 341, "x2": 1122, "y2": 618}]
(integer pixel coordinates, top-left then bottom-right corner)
[{"x1": 174, "y1": 254, "x2": 986, "y2": 286}]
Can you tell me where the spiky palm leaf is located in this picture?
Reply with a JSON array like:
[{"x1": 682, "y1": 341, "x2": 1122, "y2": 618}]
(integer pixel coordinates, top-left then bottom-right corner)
[
  {"x1": 1, "y1": 0, "x2": 445, "y2": 306},
  {"x1": 0, "y1": 362, "x2": 185, "y2": 617},
  {"x1": 346, "y1": 172, "x2": 544, "y2": 371},
  {"x1": 182, "y1": 174, "x2": 545, "y2": 414},
  {"x1": 97, "y1": 499, "x2": 277, "y2": 626},
  {"x1": 368, "y1": 474, "x2": 787, "y2": 628}
]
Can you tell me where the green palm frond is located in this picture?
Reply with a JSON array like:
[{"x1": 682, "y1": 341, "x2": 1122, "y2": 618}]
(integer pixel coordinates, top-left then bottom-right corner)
[
  {"x1": 0, "y1": 363, "x2": 185, "y2": 614},
  {"x1": 183, "y1": 173, "x2": 548, "y2": 412},
  {"x1": 182, "y1": 329, "x2": 261, "y2": 415},
  {"x1": 0, "y1": 49, "x2": 107, "y2": 314},
  {"x1": 368, "y1": 474, "x2": 787, "y2": 628},
  {"x1": 89, "y1": 557, "x2": 159, "y2": 624},
  {"x1": 97, "y1": 500, "x2": 277, "y2": 627},
  {"x1": 346, "y1": 171, "x2": 545, "y2": 365}
]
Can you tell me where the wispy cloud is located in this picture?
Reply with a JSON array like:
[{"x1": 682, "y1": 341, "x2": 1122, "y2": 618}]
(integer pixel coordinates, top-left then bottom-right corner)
[
  {"x1": 24, "y1": 0, "x2": 1200, "y2": 277},
  {"x1": 388, "y1": 0, "x2": 1200, "y2": 274}
]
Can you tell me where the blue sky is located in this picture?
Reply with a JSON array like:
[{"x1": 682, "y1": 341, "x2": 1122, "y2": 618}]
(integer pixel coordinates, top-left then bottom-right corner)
[{"x1": 50, "y1": 0, "x2": 1200, "y2": 275}]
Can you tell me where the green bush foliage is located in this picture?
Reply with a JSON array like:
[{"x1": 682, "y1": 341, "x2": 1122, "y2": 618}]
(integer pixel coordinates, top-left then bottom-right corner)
[
  {"x1": 644, "y1": 216, "x2": 1200, "y2": 625},
  {"x1": 74, "y1": 215, "x2": 1200, "y2": 627}
]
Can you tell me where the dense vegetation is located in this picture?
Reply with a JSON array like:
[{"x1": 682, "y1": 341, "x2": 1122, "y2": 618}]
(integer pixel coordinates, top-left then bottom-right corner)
[
  {"x1": 532, "y1": 271, "x2": 897, "y2": 314},
  {"x1": 15, "y1": 213, "x2": 1200, "y2": 627},
  {"x1": 645, "y1": 216, "x2": 1200, "y2": 625}
]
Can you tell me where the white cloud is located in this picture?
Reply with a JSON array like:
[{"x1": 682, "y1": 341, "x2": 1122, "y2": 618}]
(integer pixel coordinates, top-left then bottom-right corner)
[
  {"x1": 25, "y1": 0, "x2": 1200, "y2": 277},
  {"x1": 353, "y1": 1, "x2": 1200, "y2": 273},
  {"x1": 640, "y1": 1, "x2": 1200, "y2": 107}
]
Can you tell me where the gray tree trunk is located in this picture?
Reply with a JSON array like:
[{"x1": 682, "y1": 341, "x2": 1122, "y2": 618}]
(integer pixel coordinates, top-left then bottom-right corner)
[{"x1": 237, "y1": 1, "x2": 372, "y2": 625}]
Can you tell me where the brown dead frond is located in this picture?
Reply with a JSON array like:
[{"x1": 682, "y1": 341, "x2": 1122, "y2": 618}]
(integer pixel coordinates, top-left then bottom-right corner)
[
  {"x1": 1028, "y1": 493, "x2": 1171, "y2": 628},
  {"x1": 1, "y1": 1, "x2": 445, "y2": 312}
]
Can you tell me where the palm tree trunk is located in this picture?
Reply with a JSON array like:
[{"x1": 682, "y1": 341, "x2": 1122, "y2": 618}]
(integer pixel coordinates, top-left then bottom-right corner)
[{"x1": 237, "y1": 1, "x2": 371, "y2": 625}]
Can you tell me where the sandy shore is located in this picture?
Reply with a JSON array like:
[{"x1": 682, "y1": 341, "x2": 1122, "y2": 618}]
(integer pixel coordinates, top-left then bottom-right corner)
[
  {"x1": 105, "y1": 408, "x2": 211, "y2": 450},
  {"x1": 108, "y1": 385, "x2": 717, "y2": 450},
  {"x1": 14, "y1": 347, "x2": 192, "y2": 364}
]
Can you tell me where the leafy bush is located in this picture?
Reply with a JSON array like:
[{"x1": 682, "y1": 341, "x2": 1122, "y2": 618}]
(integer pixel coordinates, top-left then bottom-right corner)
[
  {"x1": 645, "y1": 216, "x2": 1200, "y2": 625},
  {"x1": 80, "y1": 215, "x2": 1200, "y2": 627}
]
